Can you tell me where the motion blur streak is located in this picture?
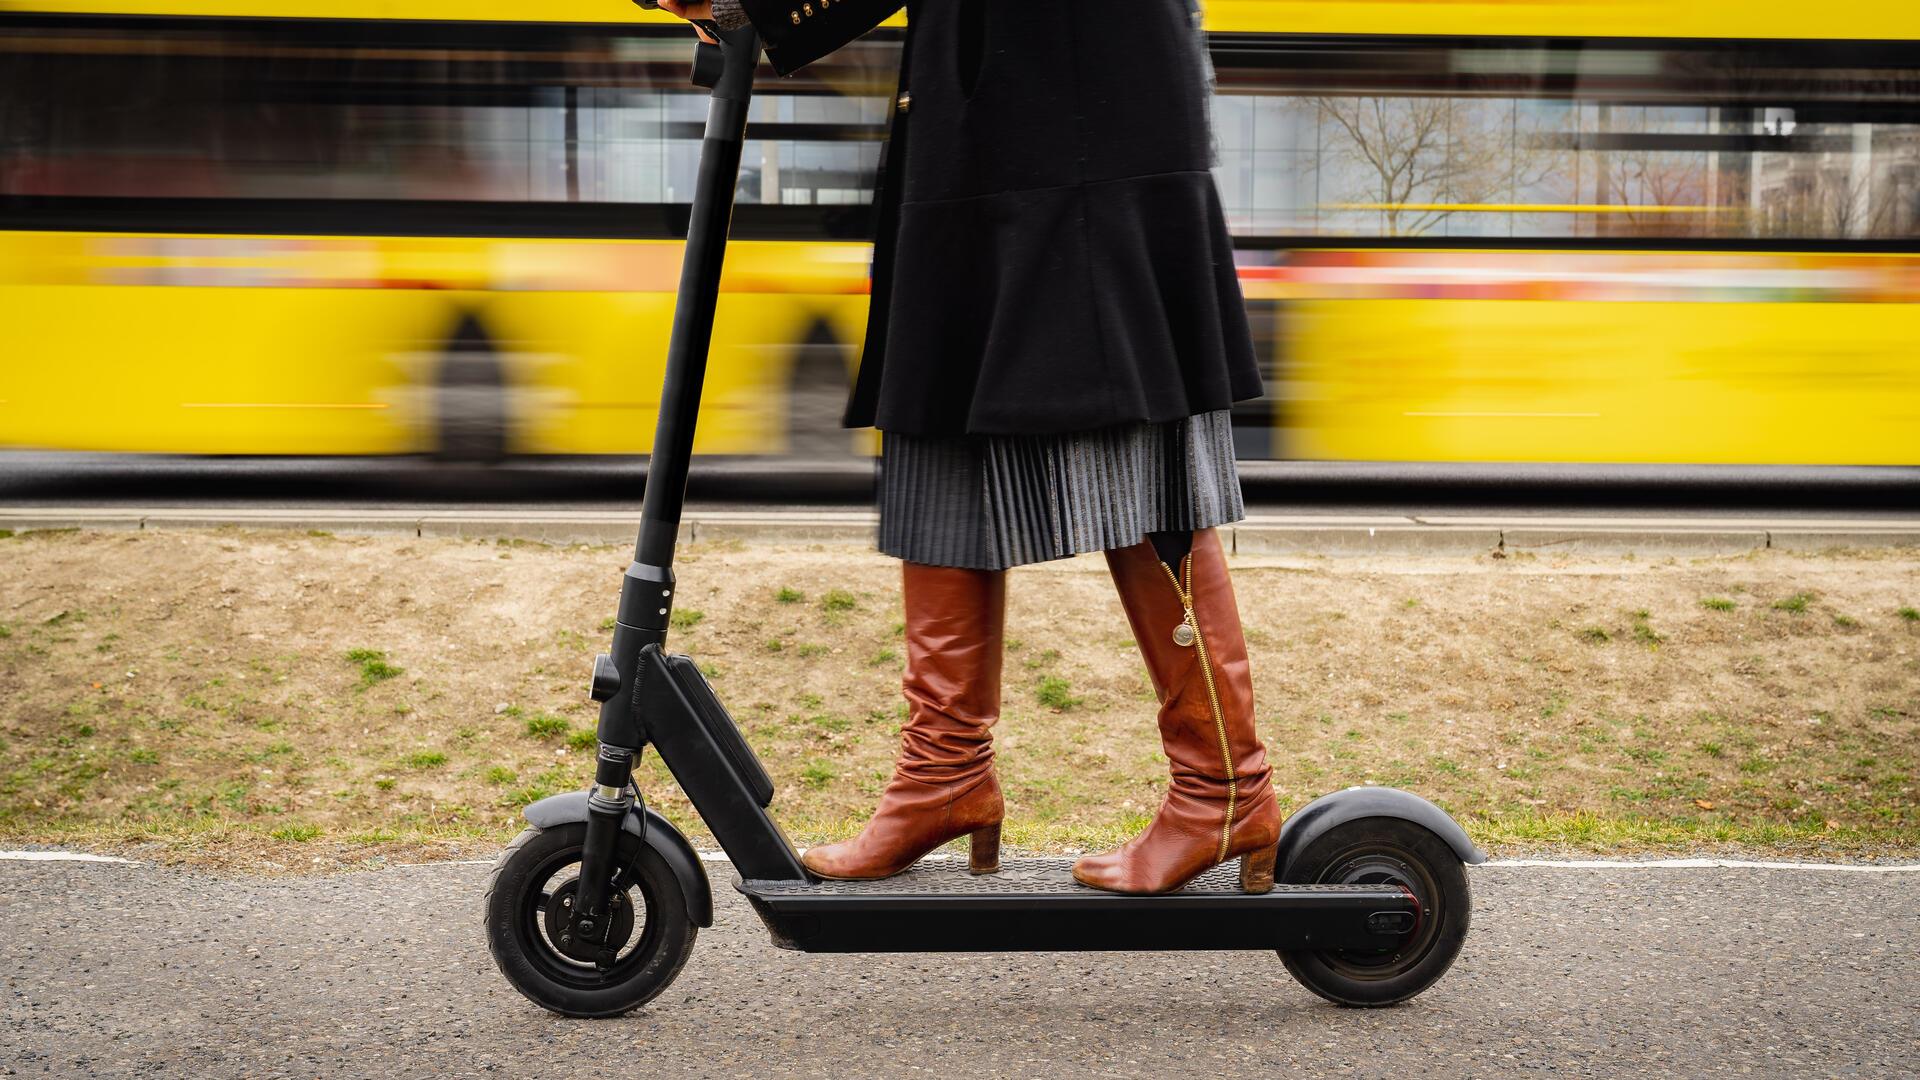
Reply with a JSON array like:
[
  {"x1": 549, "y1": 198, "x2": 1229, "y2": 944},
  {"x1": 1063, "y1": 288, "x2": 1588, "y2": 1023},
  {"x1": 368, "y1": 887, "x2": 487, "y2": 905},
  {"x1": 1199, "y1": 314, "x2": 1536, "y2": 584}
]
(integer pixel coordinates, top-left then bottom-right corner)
[{"x1": 1, "y1": 1, "x2": 1916, "y2": 467}]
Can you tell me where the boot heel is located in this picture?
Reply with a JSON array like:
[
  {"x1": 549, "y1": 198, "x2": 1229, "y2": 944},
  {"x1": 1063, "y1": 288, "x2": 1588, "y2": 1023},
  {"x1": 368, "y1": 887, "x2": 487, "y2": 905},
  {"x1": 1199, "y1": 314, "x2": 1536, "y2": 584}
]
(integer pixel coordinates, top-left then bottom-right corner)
[
  {"x1": 1239, "y1": 845, "x2": 1276, "y2": 894},
  {"x1": 968, "y1": 824, "x2": 1002, "y2": 875}
]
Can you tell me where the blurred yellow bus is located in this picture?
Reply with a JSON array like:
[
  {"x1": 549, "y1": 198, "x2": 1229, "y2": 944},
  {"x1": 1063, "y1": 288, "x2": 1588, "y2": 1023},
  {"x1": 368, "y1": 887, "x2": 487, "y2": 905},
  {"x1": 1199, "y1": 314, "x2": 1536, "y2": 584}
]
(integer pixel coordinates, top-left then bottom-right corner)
[{"x1": 2, "y1": 1, "x2": 1918, "y2": 465}]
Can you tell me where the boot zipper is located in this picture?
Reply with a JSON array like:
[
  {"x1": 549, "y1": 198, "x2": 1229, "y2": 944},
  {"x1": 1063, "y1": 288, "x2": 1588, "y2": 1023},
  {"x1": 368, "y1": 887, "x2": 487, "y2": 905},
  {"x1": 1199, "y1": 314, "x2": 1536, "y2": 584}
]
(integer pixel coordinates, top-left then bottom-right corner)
[{"x1": 1162, "y1": 555, "x2": 1237, "y2": 863}]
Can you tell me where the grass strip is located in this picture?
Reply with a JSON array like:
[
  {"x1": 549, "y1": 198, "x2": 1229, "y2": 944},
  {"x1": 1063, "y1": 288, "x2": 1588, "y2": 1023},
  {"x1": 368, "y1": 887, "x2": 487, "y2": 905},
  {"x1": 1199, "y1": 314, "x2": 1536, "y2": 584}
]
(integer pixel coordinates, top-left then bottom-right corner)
[{"x1": 2, "y1": 529, "x2": 1915, "y2": 868}]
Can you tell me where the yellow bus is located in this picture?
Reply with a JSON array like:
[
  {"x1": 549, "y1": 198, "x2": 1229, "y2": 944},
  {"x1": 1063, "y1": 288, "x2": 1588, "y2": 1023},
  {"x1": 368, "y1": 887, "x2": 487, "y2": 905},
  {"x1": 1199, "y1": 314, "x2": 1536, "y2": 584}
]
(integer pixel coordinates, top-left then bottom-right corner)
[{"x1": 2, "y1": 1, "x2": 1917, "y2": 465}]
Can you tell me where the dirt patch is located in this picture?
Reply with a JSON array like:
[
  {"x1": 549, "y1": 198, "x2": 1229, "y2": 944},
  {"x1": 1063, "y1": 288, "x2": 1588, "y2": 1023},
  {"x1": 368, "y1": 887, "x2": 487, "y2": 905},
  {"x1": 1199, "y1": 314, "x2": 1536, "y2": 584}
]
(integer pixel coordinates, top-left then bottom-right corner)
[{"x1": 1, "y1": 529, "x2": 1916, "y2": 868}]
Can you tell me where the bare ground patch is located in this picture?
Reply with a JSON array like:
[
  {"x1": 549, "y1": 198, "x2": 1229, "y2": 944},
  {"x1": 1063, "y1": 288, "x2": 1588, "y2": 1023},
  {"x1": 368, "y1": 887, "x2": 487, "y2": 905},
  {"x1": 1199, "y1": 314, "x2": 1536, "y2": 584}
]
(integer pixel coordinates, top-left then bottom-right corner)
[{"x1": 1, "y1": 528, "x2": 1916, "y2": 868}]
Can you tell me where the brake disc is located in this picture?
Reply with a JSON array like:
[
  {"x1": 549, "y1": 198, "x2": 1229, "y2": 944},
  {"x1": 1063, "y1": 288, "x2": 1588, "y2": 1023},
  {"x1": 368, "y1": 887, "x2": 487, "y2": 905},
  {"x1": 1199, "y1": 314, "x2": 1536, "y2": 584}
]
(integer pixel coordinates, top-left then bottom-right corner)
[{"x1": 543, "y1": 877, "x2": 636, "y2": 965}]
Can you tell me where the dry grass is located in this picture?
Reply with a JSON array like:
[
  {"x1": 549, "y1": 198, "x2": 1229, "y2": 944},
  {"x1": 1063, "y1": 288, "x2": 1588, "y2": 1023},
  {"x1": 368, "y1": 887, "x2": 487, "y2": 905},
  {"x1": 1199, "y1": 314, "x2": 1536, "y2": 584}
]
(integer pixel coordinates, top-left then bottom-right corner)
[{"x1": 1, "y1": 528, "x2": 1916, "y2": 869}]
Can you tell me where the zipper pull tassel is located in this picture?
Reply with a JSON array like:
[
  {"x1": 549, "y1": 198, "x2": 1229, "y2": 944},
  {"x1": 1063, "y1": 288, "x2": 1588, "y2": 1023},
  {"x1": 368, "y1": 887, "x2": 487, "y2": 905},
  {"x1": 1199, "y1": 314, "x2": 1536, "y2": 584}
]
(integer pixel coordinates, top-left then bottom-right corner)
[{"x1": 1163, "y1": 556, "x2": 1199, "y2": 647}]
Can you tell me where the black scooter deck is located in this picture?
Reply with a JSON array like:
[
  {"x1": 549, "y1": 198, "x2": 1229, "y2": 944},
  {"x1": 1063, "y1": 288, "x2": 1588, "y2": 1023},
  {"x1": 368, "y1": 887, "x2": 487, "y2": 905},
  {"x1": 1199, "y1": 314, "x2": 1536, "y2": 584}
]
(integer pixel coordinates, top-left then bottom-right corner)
[{"x1": 737, "y1": 857, "x2": 1417, "y2": 953}]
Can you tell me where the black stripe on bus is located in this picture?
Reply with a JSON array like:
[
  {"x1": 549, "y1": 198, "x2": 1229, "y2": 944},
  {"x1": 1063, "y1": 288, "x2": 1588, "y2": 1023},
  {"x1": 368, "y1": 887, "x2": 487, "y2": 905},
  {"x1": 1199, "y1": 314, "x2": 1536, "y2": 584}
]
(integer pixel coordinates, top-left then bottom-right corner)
[
  {"x1": 4, "y1": 195, "x2": 1915, "y2": 255},
  {"x1": 0, "y1": 196, "x2": 878, "y2": 242}
]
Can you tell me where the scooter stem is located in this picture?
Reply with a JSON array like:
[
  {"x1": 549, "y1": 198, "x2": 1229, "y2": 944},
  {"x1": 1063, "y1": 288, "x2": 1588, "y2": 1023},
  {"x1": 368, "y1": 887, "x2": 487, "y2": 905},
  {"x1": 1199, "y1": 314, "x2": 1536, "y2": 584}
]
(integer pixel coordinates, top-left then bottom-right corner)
[
  {"x1": 589, "y1": 25, "x2": 761, "y2": 749},
  {"x1": 572, "y1": 26, "x2": 763, "y2": 956},
  {"x1": 634, "y1": 25, "x2": 760, "y2": 571}
]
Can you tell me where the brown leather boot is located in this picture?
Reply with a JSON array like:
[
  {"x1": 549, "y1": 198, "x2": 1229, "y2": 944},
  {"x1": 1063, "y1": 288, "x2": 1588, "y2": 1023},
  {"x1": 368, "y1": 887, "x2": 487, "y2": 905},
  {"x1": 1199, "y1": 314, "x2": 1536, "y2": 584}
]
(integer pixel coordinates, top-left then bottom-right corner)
[
  {"x1": 801, "y1": 561, "x2": 1007, "y2": 880},
  {"x1": 1073, "y1": 528, "x2": 1281, "y2": 894}
]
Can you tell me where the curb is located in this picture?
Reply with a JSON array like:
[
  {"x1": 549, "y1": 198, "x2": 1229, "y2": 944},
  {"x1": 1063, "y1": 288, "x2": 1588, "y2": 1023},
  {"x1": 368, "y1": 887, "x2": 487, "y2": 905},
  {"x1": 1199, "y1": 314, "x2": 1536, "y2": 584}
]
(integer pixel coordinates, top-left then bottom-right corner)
[{"x1": 4, "y1": 508, "x2": 1919, "y2": 556}]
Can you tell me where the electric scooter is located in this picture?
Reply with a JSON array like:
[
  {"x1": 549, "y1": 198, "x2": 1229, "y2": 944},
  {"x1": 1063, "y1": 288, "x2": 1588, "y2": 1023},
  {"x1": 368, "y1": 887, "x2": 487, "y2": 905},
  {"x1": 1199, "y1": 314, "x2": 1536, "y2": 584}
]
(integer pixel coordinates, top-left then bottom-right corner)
[{"x1": 482, "y1": 23, "x2": 1487, "y2": 1019}]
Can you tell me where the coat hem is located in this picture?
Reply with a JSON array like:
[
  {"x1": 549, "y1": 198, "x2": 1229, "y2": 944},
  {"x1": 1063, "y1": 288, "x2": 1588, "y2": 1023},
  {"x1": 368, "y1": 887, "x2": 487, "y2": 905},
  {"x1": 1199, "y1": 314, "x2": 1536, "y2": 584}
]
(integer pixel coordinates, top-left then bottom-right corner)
[{"x1": 849, "y1": 168, "x2": 1263, "y2": 436}]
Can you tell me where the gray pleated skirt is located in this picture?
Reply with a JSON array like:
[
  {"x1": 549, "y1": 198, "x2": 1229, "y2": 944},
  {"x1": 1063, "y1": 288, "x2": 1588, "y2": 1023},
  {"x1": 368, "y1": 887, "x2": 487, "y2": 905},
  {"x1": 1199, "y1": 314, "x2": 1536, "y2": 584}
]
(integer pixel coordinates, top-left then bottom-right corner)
[{"x1": 876, "y1": 410, "x2": 1245, "y2": 570}]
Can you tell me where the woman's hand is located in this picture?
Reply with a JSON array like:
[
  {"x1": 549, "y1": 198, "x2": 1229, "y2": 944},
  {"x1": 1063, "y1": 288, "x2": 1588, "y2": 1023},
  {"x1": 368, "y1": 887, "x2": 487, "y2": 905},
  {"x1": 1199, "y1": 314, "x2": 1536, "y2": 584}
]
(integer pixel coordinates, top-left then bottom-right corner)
[{"x1": 657, "y1": 0, "x2": 719, "y2": 45}]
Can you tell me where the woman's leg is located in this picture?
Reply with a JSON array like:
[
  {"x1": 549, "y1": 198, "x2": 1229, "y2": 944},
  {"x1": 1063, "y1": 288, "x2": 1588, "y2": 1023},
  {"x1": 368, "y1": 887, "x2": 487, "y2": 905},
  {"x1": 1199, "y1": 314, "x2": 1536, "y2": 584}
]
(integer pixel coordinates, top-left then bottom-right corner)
[
  {"x1": 1073, "y1": 527, "x2": 1280, "y2": 894},
  {"x1": 801, "y1": 560, "x2": 1008, "y2": 880},
  {"x1": 1146, "y1": 528, "x2": 1193, "y2": 567}
]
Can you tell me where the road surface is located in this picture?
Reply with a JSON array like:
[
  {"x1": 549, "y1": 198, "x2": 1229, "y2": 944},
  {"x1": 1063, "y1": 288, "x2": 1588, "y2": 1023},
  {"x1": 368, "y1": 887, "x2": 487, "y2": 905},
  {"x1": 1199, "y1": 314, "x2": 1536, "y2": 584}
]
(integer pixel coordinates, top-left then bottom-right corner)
[
  {"x1": 1, "y1": 856, "x2": 1913, "y2": 1079},
  {"x1": 3, "y1": 451, "x2": 1918, "y2": 516}
]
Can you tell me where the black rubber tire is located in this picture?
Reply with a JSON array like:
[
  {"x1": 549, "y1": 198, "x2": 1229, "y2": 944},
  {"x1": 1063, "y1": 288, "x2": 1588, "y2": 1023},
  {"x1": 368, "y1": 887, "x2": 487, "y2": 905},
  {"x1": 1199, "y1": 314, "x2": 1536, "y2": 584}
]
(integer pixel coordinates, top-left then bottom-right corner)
[
  {"x1": 484, "y1": 824, "x2": 697, "y2": 1018},
  {"x1": 1278, "y1": 817, "x2": 1471, "y2": 1007}
]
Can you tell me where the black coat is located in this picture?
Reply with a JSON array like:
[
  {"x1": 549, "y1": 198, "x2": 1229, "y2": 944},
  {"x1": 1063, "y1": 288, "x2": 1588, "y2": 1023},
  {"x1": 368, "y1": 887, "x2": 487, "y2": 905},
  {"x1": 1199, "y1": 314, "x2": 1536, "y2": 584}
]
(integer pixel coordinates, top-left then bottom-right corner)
[{"x1": 740, "y1": 0, "x2": 1262, "y2": 435}]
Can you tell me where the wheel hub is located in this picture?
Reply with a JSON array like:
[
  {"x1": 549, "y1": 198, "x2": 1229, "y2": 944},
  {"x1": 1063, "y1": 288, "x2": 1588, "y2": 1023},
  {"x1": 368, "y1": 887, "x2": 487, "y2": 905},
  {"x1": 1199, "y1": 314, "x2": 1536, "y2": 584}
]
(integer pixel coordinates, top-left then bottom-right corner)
[
  {"x1": 544, "y1": 878, "x2": 636, "y2": 964},
  {"x1": 1322, "y1": 848, "x2": 1434, "y2": 971},
  {"x1": 1331, "y1": 852, "x2": 1423, "y2": 890}
]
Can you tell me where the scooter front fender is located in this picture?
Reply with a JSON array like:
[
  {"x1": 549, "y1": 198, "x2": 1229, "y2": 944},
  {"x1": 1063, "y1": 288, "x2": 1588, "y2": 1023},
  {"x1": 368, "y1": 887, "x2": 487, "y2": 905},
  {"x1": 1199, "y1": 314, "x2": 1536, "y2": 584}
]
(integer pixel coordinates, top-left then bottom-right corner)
[
  {"x1": 1274, "y1": 787, "x2": 1486, "y2": 879},
  {"x1": 522, "y1": 791, "x2": 714, "y2": 928}
]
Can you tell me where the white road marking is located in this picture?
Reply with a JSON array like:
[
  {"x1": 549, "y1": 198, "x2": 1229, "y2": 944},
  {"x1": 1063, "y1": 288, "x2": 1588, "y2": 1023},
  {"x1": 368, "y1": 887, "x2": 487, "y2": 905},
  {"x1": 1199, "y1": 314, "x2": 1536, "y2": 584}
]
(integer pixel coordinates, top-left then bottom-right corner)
[
  {"x1": 1485, "y1": 857, "x2": 1920, "y2": 873},
  {"x1": 0, "y1": 851, "x2": 133, "y2": 864},
  {"x1": 10, "y1": 850, "x2": 1918, "y2": 874}
]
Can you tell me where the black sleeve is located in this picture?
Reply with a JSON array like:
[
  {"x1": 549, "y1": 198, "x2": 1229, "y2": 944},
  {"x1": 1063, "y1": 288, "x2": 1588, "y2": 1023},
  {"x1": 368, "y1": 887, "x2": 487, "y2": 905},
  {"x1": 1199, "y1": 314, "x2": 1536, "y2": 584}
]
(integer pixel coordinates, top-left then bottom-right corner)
[
  {"x1": 710, "y1": 0, "x2": 752, "y2": 30},
  {"x1": 739, "y1": 0, "x2": 903, "y2": 76}
]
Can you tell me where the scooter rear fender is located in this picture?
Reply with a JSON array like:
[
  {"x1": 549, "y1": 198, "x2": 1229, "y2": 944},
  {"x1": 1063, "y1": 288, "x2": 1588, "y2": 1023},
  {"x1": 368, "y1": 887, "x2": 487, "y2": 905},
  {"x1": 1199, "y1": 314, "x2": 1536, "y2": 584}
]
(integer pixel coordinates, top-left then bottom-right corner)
[
  {"x1": 1275, "y1": 787, "x2": 1486, "y2": 878},
  {"x1": 523, "y1": 790, "x2": 714, "y2": 928}
]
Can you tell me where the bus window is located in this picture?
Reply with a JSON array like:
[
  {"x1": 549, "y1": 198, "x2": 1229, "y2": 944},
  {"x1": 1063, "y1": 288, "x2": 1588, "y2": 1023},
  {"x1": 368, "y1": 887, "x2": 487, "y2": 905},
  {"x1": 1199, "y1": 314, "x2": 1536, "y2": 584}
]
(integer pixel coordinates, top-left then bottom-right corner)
[
  {"x1": 0, "y1": 18, "x2": 900, "y2": 238},
  {"x1": 1208, "y1": 39, "x2": 1920, "y2": 244}
]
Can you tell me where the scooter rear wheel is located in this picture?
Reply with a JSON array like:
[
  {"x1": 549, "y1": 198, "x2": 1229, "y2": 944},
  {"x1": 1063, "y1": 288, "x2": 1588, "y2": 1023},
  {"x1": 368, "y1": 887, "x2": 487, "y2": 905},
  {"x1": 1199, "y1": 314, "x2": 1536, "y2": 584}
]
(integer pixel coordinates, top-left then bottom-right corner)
[
  {"x1": 484, "y1": 823, "x2": 697, "y2": 1018},
  {"x1": 1277, "y1": 818, "x2": 1470, "y2": 1007}
]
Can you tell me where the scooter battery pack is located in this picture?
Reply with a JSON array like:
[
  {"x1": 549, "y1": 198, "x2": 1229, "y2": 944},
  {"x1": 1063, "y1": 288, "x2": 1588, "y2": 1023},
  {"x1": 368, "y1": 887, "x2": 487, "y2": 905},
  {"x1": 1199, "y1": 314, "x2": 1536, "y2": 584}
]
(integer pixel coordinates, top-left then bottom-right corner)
[{"x1": 660, "y1": 651, "x2": 776, "y2": 808}]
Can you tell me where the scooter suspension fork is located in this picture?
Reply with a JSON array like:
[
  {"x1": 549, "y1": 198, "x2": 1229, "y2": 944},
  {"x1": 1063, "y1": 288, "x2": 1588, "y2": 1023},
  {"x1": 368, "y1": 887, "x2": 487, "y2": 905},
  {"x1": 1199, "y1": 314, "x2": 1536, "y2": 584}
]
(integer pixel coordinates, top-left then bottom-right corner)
[
  {"x1": 569, "y1": 746, "x2": 639, "y2": 965},
  {"x1": 572, "y1": 563, "x2": 674, "y2": 963}
]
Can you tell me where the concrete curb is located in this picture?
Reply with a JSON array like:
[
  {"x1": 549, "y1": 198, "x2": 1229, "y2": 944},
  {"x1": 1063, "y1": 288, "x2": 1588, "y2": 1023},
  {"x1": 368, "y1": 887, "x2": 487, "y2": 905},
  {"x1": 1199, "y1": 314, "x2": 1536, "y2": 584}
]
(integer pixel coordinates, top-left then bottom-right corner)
[
  {"x1": 1499, "y1": 528, "x2": 1772, "y2": 557},
  {"x1": 5, "y1": 507, "x2": 1919, "y2": 556},
  {"x1": 1234, "y1": 525, "x2": 1506, "y2": 556}
]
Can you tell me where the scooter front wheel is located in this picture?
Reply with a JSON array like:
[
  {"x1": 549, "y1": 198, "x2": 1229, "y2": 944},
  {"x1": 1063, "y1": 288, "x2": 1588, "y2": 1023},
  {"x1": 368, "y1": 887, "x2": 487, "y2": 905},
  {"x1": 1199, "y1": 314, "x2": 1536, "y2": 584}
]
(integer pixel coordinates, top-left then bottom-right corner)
[
  {"x1": 484, "y1": 823, "x2": 697, "y2": 1017},
  {"x1": 1277, "y1": 818, "x2": 1471, "y2": 1007}
]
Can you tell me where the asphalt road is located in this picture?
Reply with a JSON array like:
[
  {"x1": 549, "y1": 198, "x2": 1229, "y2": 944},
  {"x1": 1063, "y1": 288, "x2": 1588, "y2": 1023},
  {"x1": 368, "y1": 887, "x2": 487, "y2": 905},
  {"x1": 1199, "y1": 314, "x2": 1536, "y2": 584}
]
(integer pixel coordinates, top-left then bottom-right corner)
[
  {"x1": 2, "y1": 858, "x2": 1914, "y2": 1079},
  {"x1": 4, "y1": 451, "x2": 1918, "y2": 517}
]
